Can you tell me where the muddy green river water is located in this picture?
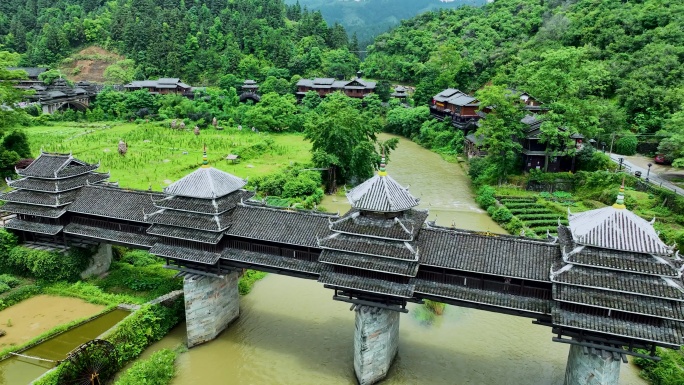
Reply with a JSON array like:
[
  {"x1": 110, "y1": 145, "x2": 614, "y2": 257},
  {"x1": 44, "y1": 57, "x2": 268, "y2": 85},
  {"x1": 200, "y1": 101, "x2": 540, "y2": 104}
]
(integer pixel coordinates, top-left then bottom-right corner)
[{"x1": 137, "y1": 135, "x2": 645, "y2": 385}]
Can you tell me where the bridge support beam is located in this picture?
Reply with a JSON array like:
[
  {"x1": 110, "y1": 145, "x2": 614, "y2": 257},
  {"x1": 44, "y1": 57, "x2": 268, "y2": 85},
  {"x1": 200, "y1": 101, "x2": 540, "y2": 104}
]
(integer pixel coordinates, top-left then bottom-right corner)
[
  {"x1": 184, "y1": 271, "x2": 240, "y2": 348},
  {"x1": 80, "y1": 243, "x2": 112, "y2": 279},
  {"x1": 354, "y1": 305, "x2": 400, "y2": 385},
  {"x1": 564, "y1": 343, "x2": 621, "y2": 385}
]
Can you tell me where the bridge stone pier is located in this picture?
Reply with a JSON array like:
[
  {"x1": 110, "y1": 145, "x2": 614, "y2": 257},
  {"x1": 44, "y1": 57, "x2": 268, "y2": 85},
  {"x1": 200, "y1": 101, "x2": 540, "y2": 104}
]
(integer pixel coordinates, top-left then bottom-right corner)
[
  {"x1": 183, "y1": 271, "x2": 240, "y2": 348},
  {"x1": 354, "y1": 306, "x2": 400, "y2": 385},
  {"x1": 564, "y1": 343, "x2": 621, "y2": 385}
]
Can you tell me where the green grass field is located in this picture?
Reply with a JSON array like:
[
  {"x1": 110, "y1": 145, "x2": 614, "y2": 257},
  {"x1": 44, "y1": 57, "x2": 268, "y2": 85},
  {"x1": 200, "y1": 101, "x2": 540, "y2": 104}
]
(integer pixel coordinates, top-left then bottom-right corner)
[{"x1": 21, "y1": 122, "x2": 312, "y2": 191}]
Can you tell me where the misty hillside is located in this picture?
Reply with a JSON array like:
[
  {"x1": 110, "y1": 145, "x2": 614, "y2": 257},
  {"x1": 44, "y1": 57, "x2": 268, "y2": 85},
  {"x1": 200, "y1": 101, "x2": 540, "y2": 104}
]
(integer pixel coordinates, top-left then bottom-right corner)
[{"x1": 285, "y1": 0, "x2": 485, "y2": 44}]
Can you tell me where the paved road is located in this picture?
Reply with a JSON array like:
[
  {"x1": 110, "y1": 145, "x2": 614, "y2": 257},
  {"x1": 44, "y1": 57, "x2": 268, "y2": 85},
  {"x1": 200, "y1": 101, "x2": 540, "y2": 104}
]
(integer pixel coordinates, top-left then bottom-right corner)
[{"x1": 608, "y1": 153, "x2": 683, "y2": 196}]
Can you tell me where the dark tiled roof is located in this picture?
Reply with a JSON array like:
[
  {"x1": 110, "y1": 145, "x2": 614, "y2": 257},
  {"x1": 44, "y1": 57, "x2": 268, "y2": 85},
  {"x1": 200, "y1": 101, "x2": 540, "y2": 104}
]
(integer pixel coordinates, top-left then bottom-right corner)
[
  {"x1": 346, "y1": 174, "x2": 419, "y2": 212},
  {"x1": 4, "y1": 219, "x2": 62, "y2": 235},
  {"x1": 566, "y1": 246, "x2": 681, "y2": 277},
  {"x1": 146, "y1": 209, "x2": 231, "y2": 232},
  {"x1": 7, "y1": 172, "x2": 109, "y2": 192},
  {"x1": 551, "y1": 265, "x2": 684, "y2": 300},
  {"x1": 149, "y1": 243, "x2": 220, "y2": 265},
  {"x1": 1, "y1": 202, "x2": 66, "y2": 218},
  {"x1": 152, "y1": 190, "x2": 254, "y2": 214},
  {"x1": 318, "y1": 268, "x2": 414, "y2": 298},
  {"x1": 227, "y1": 205, "x2": 335, "y2": 248},
  {"x1": 558, "y1": 225, "x2": 681, "y2": 277},
  {"x1": 221, "y1": 248, "x2": 321, "y2": 275},
  {"x1": 56, "y1": 164, "x2": 100, "y2": 178},
  {"x1": 330, "y1": 210, "x2": 428, "y2": 241},
  {"x1": 68, "y1": 186, "x2": 162, "y2": 223},
  {"x1": 553, "y1": 285, "x2": 684, "y2": 321},
  {"x1": 413, "y1": 278, "x2": 552, "y2": 314},
  {"x1": 17, "y1": 153, "x2": 100, "y2": 179},
  {"x1": 147, "y1": 224, "x2": 223, "y2": 244},
  {"x1": 418, "y1": 227, "x2": 560, "y2": 282},
  {"x1": 318, "y1": 232, "x2": 417, "y2": 261},
  {"x1": 164, "y1": 167, "x2": 247, "y2": 199},
  {"x1": 319, "y1": 250, "x2": 419, "y2": 276},
  {"x1": 0, "y1": 189, "x2": 76, "y2": 207},
  {"x1": 552, "y1": 308, "x2": 684, "y2": 346},
  {"x1": 64, "y1": 223, "x2": 157, "y2": 247},
  {"x1": 17, "y1": 153, "x2": 72, "y2": 178}
]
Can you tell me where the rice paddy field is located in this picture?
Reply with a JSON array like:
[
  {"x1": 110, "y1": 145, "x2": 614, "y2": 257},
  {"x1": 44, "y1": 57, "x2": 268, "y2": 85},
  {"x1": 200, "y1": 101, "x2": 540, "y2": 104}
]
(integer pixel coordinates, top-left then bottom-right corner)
[{"x1": 20, "y1": 122, "x2": 312, "y2": 191}]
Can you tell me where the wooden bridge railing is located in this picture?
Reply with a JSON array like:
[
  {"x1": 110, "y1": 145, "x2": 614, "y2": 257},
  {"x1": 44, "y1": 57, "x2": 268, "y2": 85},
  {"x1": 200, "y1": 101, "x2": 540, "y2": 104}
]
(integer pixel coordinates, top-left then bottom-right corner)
[
  {"x1": 71, "y1": 216, "x2": 148, "y2": 234},
  {"x1": 227, "y1": 239, "x2": 319, "y2": 262},
  {"x1": 418, "y1": 270, "x2": 551, "y2": 300}
]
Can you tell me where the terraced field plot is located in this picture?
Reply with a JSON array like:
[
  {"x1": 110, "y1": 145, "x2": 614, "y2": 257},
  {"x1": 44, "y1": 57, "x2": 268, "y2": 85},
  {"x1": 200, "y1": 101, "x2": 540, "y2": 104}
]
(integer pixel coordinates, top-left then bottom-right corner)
[{"x1": 498, "y1": 196, "x2": 568, "y2": 236}]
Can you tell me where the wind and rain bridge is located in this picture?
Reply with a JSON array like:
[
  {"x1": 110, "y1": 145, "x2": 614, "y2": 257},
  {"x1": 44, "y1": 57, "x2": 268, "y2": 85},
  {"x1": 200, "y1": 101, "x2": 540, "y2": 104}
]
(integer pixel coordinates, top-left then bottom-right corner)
[{"x1": 2, "y1": 151, "x2": 683, "y2": 385}]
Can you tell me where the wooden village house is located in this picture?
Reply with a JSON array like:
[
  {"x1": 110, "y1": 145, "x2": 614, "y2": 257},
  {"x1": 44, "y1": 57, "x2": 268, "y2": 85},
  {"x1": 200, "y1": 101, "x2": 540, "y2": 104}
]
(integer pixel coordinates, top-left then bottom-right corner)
[
  {"x1": 124, "y1": 78, "x2": 192, "y2": 95},
  {"x1": 296, "y1": 72, "x2": 376, "y2": 100},
  {"x1": 430, "y1": 88, "x2": 545, "y2": 132},
  {"x1": 520, "y1": 115, "x2": 584, "y2": 172}
]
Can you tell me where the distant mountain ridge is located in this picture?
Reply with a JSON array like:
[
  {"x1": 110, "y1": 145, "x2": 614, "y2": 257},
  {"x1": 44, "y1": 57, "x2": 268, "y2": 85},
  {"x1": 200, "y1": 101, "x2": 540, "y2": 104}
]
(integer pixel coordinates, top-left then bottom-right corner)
[{"x1": 285, "y1": 0, "x2": 485, "y2": 44}]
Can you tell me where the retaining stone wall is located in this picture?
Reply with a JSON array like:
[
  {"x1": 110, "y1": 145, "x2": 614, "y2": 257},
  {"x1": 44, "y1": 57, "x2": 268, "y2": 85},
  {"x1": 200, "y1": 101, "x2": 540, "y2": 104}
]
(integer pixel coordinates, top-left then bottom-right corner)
[
  {"x1": 354, "y1": 305, "x2": 400, "y2": 385},
  {"x1": 564, "y1": 344, "x2": 621, "y2": 385},
  {"x1": 184, "y1": 272, "x2": 239, "y2": 348},
  {"x1": 80, "y1": 243, "x2": 112, "y2": 279}
]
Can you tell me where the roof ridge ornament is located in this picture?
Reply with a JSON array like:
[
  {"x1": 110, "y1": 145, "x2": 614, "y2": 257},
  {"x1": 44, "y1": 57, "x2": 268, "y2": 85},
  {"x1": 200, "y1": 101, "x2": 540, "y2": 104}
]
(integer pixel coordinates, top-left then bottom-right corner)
[
  {"x1": 201, "y1": 144, "x2": 209, "y2": 168},
  {"x1": 378, "y1": 150, "x2": 387, "y2": 177},
  {"x1": 612, "y1": 176, "x2": 626, "y2": 209}
]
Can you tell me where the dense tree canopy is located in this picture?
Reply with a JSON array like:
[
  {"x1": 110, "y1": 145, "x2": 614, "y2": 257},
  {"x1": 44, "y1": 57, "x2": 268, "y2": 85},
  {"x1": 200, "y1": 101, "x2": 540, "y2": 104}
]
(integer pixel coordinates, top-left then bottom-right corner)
[
  {"x1": 0, "y1": 0, "x2": 355, "y2": 84},
  {"x1": 362, "y1": 0, "x2": 684, "y2": 150}
]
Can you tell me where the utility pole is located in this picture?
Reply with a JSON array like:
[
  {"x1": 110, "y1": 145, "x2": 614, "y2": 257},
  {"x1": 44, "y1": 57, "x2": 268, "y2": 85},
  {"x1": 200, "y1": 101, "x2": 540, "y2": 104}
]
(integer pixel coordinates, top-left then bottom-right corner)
[{"x1": 609, "y1": 132, "x2": 616, "y2": 154}]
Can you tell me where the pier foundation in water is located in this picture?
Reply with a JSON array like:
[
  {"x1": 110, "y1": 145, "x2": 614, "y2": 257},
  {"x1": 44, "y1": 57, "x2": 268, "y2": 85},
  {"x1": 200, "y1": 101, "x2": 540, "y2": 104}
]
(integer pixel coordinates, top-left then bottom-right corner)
[
  {"x1": 354, "y1": 305, "x2": 400, "y2": 385},
  {"x1": 564, "y1": 343, "x2": 621, "y2": 385},
  {"x1": 184, "y1": 271, "x2": 240, "y2": 348}
]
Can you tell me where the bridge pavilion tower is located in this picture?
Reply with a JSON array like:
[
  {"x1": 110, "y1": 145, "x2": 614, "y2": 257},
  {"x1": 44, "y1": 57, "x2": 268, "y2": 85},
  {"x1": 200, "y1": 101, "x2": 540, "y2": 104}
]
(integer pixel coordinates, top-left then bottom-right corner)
[
  {"x1": 0, "y1": 152, "x2": 108, "y2": 243},
  {"x1": 145, "y1": 148, "x2": 254, "y2": 347},
  {"x1": 317, "y1": 156, "x2": 426, "y2": 385},
  {"x1": 552, "y1": 183, "x2": 684, "y2": 385}
]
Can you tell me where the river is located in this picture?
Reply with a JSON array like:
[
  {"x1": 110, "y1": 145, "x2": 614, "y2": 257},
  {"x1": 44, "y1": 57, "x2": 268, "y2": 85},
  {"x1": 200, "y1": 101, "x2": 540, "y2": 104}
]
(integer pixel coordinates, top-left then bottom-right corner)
[{"x1": 141, "y1": 134, "x2": 646, "y2": 384}]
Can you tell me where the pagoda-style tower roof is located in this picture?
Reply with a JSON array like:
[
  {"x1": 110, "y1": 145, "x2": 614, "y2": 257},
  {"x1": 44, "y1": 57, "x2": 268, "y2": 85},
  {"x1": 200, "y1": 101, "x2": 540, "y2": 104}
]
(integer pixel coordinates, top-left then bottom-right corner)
[
  {"x1": 1, "y1": 152, "x2": 107, "y2": 237},
  {"x1": 345, "y1": 170, "x2": 419, "y2": 213},
  {"x1": 569, "y1": 207, "x2": 670, "y2": 255},
  {"x1": 17, "y1": 152, "x2": 99, "y2": 180},
  {"x1": 164, "y1": 166, "x2": 247, "y2": 199},
  {"x1": 550, "y1": 183, "x2": 684, "y2": 348},
  {"x1": 318, "y1": 156, "x2": 426, "y2": 311}
]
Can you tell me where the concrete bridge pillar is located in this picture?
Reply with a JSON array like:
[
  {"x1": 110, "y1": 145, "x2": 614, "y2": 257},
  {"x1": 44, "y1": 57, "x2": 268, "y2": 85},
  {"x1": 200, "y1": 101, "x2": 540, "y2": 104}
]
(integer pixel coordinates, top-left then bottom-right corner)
[
  {"x1": 564, "y1": 343, "x2": 621, "y2": 385},
  {"x1": 354, "y1": 305, "x2": 400, "y2": 385},
  {"x1": 183, "y1": 271, "x2": 240, "y2": 348}
]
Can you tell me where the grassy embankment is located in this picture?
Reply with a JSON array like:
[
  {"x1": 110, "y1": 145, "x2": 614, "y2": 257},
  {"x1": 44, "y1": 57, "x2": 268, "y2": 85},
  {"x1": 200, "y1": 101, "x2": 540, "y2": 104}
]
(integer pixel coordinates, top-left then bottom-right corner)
[{"x1": 23, "y1": 121, "x2": 312, "y2": 191}]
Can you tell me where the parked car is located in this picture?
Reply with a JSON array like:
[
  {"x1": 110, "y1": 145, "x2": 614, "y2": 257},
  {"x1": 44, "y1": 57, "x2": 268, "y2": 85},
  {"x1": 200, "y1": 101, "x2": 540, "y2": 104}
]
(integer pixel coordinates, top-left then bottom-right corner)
[{"x1": 654, "y1": 154, "x2": 671, "y2": 165}]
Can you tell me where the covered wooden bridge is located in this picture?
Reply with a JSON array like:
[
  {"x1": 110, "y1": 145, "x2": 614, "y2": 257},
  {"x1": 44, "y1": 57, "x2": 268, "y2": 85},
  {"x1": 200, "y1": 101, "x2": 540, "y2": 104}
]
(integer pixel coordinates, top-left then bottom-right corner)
[{"x1": 2, "y1": 151, "x2": 683, "y2": 385}]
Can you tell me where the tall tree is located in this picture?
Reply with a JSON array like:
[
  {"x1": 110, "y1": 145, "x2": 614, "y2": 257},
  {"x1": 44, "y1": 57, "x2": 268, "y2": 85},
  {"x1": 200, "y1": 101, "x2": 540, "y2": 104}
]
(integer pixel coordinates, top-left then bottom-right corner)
[
  {"x1": 474, "y1": 85, "x2": 525, "y2": 184},
  {"x1": 305, "y1": 92, "x2": 395, "y2": 188}
]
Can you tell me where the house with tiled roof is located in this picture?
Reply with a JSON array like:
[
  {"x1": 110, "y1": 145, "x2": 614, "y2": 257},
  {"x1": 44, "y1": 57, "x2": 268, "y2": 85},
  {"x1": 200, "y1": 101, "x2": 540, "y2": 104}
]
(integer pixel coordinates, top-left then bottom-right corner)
[
  {"x1": 124, "y1": 78, "x2": 192, "y2": 95},
  {"x1": 296, "y1": 72, "x2": 376, "y2": 100}
]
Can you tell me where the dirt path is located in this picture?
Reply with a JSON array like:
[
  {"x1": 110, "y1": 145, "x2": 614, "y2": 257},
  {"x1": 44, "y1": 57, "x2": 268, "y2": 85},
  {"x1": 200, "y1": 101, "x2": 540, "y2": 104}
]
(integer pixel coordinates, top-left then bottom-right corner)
[{"x1": 0, "y1": 295, "x2": 105, "y2": 349}]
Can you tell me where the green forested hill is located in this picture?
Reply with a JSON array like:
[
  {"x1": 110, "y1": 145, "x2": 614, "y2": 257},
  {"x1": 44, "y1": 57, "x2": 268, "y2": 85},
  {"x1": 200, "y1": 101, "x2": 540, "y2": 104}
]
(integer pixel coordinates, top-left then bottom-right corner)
[
  {"x1": 363, "y1": 0, "x2": 683, "y2": 143},
  {"x1": 0, "y1": 0, "x2": 359, "y2": 84},
  {"x1": 284, "y1": 0, "x2": 485, "y2": 45}
]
